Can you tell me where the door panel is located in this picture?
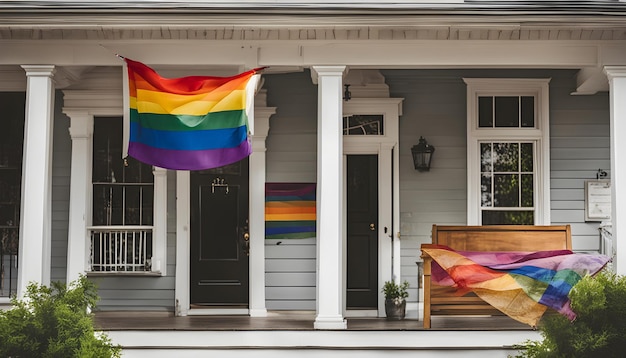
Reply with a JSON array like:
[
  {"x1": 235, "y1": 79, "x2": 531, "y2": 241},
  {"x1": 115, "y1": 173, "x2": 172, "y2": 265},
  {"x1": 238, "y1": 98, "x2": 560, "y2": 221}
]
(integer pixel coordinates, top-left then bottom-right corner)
[
  {"x1": 190, "y1": 159, "x2": 249, "y2": 306},
  {"x1": 346, "y1": 155, "x2": 379, "y2": 309}
]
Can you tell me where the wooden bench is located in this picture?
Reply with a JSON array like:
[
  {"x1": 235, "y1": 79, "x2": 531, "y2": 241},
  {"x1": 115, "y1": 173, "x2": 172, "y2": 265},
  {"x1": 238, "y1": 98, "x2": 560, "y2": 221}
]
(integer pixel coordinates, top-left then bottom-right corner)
[{"x1": 420, "y1": 224, "x2": 572, "y2": 329}]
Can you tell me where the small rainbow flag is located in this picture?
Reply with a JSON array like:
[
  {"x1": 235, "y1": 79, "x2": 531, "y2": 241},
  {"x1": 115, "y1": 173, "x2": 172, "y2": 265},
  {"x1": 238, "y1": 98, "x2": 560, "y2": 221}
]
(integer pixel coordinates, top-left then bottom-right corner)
[
  {"x1": 124, "y1": 58, "x2": 263, "y2": 170},
  {"x1": 265, "y1": 183, "x2": 316, "y2": 239},
  {"x1": 422, "y1": 244, "x2": 609, "y2": 326}
]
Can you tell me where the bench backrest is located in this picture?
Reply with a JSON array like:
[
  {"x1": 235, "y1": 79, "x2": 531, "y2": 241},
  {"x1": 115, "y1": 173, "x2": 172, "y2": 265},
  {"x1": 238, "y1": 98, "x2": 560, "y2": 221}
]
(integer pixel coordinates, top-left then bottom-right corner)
[{"x1": 431, "y1": 225, "x2": 572, "y2": 252}]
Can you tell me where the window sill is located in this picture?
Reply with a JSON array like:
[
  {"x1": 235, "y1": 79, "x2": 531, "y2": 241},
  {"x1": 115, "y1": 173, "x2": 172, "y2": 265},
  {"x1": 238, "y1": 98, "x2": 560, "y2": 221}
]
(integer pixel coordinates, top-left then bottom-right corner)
[{"x1": 86, "y1": 271, "x2": 162, "y2": 277}]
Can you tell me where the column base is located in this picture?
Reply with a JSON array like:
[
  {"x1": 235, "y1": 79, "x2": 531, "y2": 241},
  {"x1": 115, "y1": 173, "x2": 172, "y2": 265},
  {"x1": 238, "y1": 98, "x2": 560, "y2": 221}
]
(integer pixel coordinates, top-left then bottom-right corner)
[
  {"x1": 314, "y1": 315, "x2": 348, "y2": 330},
  {"x1": 248, "y1": 308, "x2": 268, "y2": 317}
]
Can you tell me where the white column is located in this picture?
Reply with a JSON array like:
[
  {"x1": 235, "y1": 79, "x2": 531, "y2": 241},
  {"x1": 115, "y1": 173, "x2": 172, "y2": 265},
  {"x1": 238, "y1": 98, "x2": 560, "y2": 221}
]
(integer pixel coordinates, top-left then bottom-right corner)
[
  {"x1": 17, "y1": 65, "x2": 55, "y2": 297},
  {"x1": 248, "y1": 106, "x2": 275, "y2": 317},
  {"x1": 604, "y1": 66, "x2": 626, "y2": 275},
  {"x1": 311, "y1": 65, "x2": 347, "y2": 330},
  {"x1": 152, "y1": 166, "x2": 168, "y2": 275},
  {"x1": 175, "y1": 170, "x2": 191, "y2": 316},
  {"x1": 64, "y1": 110, "x2": 93, "y2": 283}
]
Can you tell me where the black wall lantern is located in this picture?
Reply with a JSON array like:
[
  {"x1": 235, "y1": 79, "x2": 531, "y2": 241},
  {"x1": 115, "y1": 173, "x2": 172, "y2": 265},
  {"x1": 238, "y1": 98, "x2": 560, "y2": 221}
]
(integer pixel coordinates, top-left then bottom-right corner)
[
  {"x1": 343, "y1": 84, "x2": 352, "y2": 101},
  {"x1": 411, "y1": 137, "x2": 435, "y2": 172}
]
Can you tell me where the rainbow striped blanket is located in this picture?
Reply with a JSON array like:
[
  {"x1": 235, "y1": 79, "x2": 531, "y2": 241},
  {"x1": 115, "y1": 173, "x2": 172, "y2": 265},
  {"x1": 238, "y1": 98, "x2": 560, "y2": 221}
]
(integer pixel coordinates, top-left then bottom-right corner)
[{"x1": 422, "y1": 244, "x2": 610, "y2": 326}]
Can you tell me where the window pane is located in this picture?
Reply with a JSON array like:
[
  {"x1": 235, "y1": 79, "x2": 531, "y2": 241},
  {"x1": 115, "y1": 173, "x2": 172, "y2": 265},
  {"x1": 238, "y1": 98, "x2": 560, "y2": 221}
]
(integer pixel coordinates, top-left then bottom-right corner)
[
  {"x1": 521, "y1": 174, "x2": 534, "y2": 207},
  {"x1": 141, "y1": 187, "x2": 154, "y2": 225},
  {"x1": 478, "y1": 97, "x2": 493, "y2": 128},
  {"x1": 93, "y1": 117, "x2": 154, "y2": 227},
  {"x1": 481, "y1": 173, "x2": 492, "y2": 207},
  {"x1": 521, "y1": 96, "x2": 535, "y2": 127},
  {"x1": 495, "y1": 97, "x2": 519, "y2": 127},
  {"x1": 124, "y1": 157, "x2": 151, "y2": 183},
  {"x1": 125, "y1": 186, "x2": 141, "y2": 225},
  {"x1": 108, "y1": 186, "x2": 124, "y2": 225},
  {"x1": 93, "y1": 186, "x2": 108, "y2": 226},
  {"x1": 480, "y1": 143, "x2": 492, "y2": 173},
  {"x1": 93, "y1": 117, "x2": 123, "y2": 183},
  {"x1": 343, "y1": 115, "x2": 384, "y2": 135},
  {"x1": 482, "y1": 211, "x2": 534, "y2": 225},
  {"x1": 521, "y1": 143, "x2": 533, "y2": 172},
  {"x1": 493, "y1": 143, "x2": 519, "y2": 172},
  {"x1": 494, "y1": 174, "x2": 519, "y2": 207}
]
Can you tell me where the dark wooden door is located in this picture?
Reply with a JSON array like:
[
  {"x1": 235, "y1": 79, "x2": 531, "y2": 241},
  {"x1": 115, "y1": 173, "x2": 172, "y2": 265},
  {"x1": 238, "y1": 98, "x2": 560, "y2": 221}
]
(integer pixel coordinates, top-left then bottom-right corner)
[
  {"x1": 346, "y1": 155, "x2": 379, "y2": 309},
  {"x1": 190, "y1": 158, "x2": 249, "y2": 306}
]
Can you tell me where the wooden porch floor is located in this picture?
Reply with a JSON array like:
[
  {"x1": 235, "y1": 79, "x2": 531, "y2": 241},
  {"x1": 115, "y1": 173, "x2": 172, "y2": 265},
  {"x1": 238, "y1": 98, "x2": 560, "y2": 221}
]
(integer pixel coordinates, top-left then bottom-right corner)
[{"x1": 93, "y1": 311, "x2": 532, "y2": 331}]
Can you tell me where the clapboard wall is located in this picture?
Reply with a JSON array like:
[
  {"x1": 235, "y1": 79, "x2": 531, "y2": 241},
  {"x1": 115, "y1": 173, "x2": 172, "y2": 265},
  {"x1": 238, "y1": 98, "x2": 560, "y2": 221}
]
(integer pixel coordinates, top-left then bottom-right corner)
[
  {"x1": 51, "y1": 91, "x2": 71, "y2": 284},
  {"x1": 264, "y1": 71, "x2": 318, "y2": 310},
  {"x1": 548, "y1": 76, "x2": 610, "y2": 252}
]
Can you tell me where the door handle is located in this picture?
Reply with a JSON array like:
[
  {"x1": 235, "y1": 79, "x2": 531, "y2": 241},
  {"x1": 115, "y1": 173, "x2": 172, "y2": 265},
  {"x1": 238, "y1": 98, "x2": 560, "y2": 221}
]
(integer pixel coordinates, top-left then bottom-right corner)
[
  {"x1": 243, "y1": 232, "x2": 250, "y2": 256},
  {"x1": 370, "y1": 223, "x2": 376, "y2": 231}
]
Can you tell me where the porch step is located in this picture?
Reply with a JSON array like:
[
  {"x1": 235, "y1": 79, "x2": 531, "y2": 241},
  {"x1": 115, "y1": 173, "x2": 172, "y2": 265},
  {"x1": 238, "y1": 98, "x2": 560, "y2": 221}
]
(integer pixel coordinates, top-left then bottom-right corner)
[{"x1": 106, "y1": 329, "x2": 541, "y2": 357}]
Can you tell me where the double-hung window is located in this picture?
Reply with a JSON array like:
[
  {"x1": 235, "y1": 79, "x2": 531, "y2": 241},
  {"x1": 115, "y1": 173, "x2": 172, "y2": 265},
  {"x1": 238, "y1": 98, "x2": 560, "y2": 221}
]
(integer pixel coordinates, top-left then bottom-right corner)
[
  {"x1": 90, "y1": 116, "x2": 160, "y2": 274},
  {"x1": 465, "y1": 79, "x2": 551, "y2": 225}
]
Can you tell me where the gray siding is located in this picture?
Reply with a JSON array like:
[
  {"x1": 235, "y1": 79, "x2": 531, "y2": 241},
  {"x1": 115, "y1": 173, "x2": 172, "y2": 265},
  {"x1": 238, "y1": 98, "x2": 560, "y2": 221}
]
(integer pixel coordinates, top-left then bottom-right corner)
[
  {"x1": 549, "y1": 73, "x2": 610, "y2": 252},
  {"x1": 51, "y1": 91, "x2": 70, "y2": 283},
  {"x1": 264, "y1": 71, "x2": 318, "y2": 310},
  {"x1": 384, "y1": 71, "x2": 468, "y2": 300}
]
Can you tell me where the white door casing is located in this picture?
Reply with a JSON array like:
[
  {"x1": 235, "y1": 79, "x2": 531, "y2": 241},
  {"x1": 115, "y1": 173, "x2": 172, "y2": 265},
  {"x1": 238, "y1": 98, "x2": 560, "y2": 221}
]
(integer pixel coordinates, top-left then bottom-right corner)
[{"x1": 342, "y1": 98, "x2": 403, "y2": 317}]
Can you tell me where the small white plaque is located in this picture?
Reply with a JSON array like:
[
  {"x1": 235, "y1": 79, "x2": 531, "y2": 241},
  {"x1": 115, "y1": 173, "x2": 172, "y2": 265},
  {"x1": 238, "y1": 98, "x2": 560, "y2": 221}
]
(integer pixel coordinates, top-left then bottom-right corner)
[{"x1": 585, "y1": 180, "x2": 611, "y2": 222}]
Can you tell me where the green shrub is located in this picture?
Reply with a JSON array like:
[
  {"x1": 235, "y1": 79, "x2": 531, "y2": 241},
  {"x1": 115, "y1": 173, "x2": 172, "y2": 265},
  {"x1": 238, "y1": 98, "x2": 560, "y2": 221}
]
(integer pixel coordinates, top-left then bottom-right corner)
[
  {"x1": 513, "y1": 270, "x2": 626, "y2": 358},
  {"x1": 0, "y1": 275, "x2": 121, "y2": 358}
]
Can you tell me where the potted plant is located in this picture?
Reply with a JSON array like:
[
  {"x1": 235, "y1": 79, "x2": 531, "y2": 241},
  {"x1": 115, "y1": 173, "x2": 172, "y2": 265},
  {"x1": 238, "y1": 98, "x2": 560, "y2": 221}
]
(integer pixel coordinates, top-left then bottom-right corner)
[{"x1": 382, "y1": 280, "x2": 410, "y2": 320}]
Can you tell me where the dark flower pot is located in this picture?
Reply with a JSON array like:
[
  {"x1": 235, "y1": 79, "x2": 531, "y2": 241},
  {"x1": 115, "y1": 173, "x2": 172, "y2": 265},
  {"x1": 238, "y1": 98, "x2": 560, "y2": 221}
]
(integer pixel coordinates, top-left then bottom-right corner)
[{"x1": 385, "y1": 299, "x2": 406, "y2": 320}]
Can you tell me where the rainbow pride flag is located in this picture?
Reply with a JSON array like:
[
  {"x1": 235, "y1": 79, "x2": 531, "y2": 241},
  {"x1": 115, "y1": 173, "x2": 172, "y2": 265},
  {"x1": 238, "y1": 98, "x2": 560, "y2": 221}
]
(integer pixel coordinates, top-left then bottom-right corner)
[
  {"x1": 265, "y1": 183, "x2": 316, "y2": 239},
  {"x1": 124, "y1": 58, "x2": 262, "y2": 170},
  {"x1": 422, "y1": 244, "x2": 610, "y2": 326}
]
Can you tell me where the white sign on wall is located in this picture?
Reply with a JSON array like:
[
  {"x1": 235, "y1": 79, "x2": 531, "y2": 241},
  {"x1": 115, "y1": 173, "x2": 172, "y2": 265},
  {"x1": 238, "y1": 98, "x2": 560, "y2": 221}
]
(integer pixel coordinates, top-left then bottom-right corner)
[{"x1": 585, "y1": 179, "x2": 611, "y2": 222}]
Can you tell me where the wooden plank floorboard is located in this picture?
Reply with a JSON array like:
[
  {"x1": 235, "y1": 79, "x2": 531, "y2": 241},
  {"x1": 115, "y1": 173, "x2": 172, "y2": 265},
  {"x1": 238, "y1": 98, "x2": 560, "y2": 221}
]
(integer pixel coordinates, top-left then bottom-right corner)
[{"x1": 93, "y1": 311, "x2": 532, "y2": 331}]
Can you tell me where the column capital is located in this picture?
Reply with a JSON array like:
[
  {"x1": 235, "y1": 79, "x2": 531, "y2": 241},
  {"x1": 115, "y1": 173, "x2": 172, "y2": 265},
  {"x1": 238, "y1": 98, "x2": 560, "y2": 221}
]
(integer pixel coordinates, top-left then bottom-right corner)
[
  {"x1": 310, "y1": 65, "x2": 348, "y2": 84},
  {"x1": 21, "y1": 65, "x2": 56, "y2": 77},
  {"x1": 604, "y1": 66, "x2": 626, "y2": 81},
  {"x1": 153, "y1": 166, "x2": 168, "y2": 176},
  {"x1": 253, "y1": 107, "x2": 276, "y2": 138},
  {"x1": 64, "y1": 110, "x2": 94, "y2": 139}
]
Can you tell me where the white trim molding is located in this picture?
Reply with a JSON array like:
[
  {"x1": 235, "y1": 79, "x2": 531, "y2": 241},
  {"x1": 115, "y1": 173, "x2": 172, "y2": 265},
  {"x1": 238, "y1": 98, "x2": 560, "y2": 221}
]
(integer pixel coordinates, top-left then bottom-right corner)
[
  {"x1": 464, "y1": 78, "x2": 551, "y2": 226},
  {"x1": 604, "y1": 66, "x2": 626, "y2": 275},
  {"x1": 343, "y1": 97, "x2": 403, "y2": 318}
]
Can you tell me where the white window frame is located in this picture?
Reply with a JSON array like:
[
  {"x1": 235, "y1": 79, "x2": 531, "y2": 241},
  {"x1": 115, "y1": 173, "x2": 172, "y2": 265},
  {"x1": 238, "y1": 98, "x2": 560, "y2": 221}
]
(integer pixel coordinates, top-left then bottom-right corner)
[
  {"x1": 464, "y1": 78, "x2": 551, "y2": 225},
  {"x1": 63, "y1": 89, "x2": 168, "y2": 278}
]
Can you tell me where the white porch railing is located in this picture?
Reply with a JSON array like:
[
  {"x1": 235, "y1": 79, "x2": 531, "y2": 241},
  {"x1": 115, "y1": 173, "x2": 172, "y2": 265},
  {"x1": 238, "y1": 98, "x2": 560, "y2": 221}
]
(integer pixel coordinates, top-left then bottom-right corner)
[
  {"x1": 599, "y1": 222, "x2": 614, "y2": 271},
  {"x1": 89, "y1": 226, "x2": 153, "y2": 273}
]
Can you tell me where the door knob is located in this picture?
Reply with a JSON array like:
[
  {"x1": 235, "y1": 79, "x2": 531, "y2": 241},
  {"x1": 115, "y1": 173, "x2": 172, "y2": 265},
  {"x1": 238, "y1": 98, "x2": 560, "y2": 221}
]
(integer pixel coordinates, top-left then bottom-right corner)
[
  {"x1": 243, "y1": 233, "x2": 250, "y2": 256},
  {"x1": 370, "y1": 223, "x2": 376, "y2": 231}
]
